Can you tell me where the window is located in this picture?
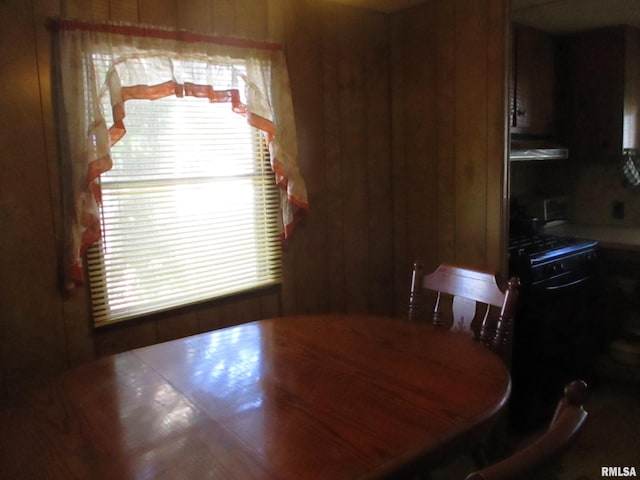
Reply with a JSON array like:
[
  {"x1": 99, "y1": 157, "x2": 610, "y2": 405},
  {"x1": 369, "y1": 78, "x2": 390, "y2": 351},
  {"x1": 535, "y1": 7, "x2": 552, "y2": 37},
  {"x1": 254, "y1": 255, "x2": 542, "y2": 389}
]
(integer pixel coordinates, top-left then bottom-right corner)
[
  {"x1": 53, "y1": 21, "x2": 307, "y2": 326},
  {"x1": 88, "y1": 90, "x2": 281, "y2": 325}
]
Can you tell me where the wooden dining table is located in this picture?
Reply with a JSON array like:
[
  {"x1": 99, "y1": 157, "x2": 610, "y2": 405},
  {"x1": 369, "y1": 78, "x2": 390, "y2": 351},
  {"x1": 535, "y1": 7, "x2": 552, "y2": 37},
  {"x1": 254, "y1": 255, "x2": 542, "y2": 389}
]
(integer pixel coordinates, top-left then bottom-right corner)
[{"x1": 0, "y1": 314, "x2": 511, "y2": 479}]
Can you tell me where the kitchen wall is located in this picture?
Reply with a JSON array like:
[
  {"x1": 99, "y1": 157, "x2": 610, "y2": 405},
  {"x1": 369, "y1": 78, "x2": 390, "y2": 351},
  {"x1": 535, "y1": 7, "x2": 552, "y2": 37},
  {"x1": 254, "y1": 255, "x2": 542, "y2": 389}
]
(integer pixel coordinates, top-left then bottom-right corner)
[
  {"x1": 572, "y1": 163, "x2": 640, "y2": 227},
  {"x1": 510, "y1": 160, "x2": 573, "y2": 202},
  {"x1": 556, "y1": 25, "x2": 640, "y2": 228},
  {"x1": 0, "y1": 0, "x2": 509, "y2": 395},
  {"x1": 510, "y1": 157, "x2": 640, "y2": 227}
]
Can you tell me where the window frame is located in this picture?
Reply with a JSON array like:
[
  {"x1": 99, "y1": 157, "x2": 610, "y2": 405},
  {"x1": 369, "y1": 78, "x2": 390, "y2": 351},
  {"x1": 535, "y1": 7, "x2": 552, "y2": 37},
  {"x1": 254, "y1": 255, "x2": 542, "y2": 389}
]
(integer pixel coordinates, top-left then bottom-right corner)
[
  {"x1": 87, "y1": 78, "x2": 282, "y2": 326},
  {"x1": 53, "y1": 20, "x2": 307, "y2": 301}
]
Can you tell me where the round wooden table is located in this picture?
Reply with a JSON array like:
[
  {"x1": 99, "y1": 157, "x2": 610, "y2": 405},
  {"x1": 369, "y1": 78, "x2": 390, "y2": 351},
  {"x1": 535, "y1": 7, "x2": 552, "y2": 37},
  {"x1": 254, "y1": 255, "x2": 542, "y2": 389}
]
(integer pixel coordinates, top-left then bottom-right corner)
[{"x1": 0, "y1": 314, "x2": 511, "y2": 479}]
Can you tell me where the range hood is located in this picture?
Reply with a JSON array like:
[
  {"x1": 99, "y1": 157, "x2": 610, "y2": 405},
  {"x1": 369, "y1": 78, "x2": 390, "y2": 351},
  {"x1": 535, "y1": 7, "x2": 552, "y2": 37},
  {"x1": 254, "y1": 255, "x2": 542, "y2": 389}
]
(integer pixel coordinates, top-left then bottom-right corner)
[{"x1": 510, "y1": 138, "x2": 569, "y2": 161}]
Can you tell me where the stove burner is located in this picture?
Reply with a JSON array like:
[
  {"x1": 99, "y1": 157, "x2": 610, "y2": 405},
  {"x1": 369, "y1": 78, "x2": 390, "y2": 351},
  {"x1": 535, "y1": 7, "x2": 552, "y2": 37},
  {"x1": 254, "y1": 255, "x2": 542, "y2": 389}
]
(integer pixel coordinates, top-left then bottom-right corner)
[
  {"x1": 509, "y1": 234, "x2": 595, "y2": 256},
  {"x1": 509, "y1": 234, "x2": 598, "y2": 287}
]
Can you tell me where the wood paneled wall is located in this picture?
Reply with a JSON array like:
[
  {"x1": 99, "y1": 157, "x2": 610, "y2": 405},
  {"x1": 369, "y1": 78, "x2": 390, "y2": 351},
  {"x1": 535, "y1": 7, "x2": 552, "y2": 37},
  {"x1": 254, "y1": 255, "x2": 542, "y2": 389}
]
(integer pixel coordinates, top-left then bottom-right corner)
[
  {"x1": 390, "y1": 0, "x2": 509, "y2": 303},
  {"x1": 0, "y1": 0, "x2": 508, "y2": 395}
]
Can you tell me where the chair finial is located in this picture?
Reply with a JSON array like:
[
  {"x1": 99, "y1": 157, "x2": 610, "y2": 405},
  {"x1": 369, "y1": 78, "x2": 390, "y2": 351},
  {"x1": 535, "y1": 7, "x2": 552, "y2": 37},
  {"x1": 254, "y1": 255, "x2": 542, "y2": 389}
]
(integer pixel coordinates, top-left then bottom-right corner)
[{"x1": 408, "y1": 260, "x2": 424, "y2": 321}]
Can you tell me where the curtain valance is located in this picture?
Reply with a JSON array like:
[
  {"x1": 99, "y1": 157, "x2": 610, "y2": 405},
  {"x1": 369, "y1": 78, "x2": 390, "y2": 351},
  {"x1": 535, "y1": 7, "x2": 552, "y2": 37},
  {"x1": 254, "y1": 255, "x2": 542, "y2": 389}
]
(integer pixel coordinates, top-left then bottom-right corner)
[{"x1": 52, "y1": 20, "x2": 307, "y2": 290}]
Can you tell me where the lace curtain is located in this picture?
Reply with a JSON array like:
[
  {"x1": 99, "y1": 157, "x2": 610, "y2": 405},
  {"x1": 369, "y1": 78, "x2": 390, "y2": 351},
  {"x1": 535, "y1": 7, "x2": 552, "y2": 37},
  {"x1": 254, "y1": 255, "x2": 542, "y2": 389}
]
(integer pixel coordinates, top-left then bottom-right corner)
[{"x1": 53, "y1": 20, "x2": 307, "y2": 290}]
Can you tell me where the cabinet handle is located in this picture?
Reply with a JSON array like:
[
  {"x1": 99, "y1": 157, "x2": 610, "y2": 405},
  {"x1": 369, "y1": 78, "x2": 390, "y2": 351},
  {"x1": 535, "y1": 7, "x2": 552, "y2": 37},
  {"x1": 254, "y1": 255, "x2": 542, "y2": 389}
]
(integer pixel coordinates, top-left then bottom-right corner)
[{"x1": 516, "y1": 109, "x2": 527, "y2": 117}]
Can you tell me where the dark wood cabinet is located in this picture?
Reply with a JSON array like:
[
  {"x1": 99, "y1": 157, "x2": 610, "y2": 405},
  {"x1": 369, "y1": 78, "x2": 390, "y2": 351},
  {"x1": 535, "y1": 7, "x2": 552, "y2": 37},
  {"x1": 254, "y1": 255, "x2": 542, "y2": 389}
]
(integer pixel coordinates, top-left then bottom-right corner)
[
  {"x1": 557, "y1": 26, "x2": 640, "y2": 163},
  {"x1": 511, "y1": 24, "x2": 556, "y2": 135}
]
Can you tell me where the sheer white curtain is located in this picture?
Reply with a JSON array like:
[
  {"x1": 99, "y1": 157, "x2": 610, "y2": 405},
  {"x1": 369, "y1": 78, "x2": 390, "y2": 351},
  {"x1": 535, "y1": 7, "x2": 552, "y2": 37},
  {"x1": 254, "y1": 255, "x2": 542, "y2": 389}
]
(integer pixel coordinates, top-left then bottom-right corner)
[{"x1": 54, "y1": 20, "x2": 307, "y2": 290}]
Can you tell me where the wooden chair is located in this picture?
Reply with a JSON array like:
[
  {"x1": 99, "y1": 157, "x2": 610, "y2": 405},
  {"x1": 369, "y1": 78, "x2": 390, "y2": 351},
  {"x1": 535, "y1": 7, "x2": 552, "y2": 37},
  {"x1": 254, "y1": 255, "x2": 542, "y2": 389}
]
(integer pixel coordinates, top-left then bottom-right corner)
[
  {"x1": 408, "y1": 262, "x2": 520, "y2": 357},
  {"x1": 464, "y1": 380, "x2": 589, "y2": 480}
]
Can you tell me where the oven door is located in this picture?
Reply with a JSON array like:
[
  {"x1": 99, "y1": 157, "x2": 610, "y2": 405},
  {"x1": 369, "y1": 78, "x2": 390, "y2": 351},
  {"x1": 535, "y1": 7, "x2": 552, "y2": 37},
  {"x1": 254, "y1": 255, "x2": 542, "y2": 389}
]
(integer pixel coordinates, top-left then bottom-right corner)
[
  {"x1": 510, "y1": 269, "x2": 600, "y2": 432},
  {"x1": 531, "y1": 270, "x2": 595, "y2": 290}
]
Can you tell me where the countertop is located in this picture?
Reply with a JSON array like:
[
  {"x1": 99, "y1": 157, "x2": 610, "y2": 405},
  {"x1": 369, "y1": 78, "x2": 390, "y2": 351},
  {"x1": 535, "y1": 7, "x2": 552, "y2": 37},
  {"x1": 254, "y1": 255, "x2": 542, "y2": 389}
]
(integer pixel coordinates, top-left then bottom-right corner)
[{"x1": 543, "y1": 222, "x2": 640, "y2": 251}]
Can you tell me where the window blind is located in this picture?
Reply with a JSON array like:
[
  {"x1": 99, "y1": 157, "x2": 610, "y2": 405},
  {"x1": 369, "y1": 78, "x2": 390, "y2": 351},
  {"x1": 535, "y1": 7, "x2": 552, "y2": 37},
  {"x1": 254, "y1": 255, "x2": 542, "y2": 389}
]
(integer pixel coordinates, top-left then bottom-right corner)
[{"x1": 87, "y1": 94, "x2": 281, "y2": 326}]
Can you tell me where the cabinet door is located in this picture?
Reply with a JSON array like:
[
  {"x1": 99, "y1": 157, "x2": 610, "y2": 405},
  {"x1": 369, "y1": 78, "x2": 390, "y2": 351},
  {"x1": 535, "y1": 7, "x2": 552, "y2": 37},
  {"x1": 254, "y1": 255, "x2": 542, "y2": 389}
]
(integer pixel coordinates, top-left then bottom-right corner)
[
  {"x1": 556, "y1": 27, "x2": 626, "y2": 163},
  {"x1": 512, "y1": 25, "x2": 555, "y2": 134}
]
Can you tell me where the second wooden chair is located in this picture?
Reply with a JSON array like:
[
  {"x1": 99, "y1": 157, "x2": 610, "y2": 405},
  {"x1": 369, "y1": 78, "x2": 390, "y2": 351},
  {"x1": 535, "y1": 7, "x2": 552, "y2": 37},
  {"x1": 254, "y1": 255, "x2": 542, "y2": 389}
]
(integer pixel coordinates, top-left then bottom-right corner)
[{"x1": 465, "y1": 379, "x2": 589, "y2": 480}]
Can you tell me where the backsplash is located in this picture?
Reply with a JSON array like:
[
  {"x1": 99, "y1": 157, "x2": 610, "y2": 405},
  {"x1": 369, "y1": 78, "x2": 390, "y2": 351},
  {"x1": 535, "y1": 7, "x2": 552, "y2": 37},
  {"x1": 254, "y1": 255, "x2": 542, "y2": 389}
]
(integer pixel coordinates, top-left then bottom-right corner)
[
  {"x1": 511, "y1": 160, "x2": 640, "y2": 227},
  {"x1": 571, "y1": 163, "x2": 640, "y2": 227},
  {"x1": 510, "y1": 160, "x2": 573, "y2": 207}
]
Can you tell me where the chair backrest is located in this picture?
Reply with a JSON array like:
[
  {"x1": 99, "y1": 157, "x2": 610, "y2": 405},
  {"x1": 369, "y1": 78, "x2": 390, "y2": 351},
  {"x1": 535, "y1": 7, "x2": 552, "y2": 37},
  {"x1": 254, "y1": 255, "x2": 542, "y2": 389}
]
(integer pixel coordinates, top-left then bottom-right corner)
[
  {"x1": 464, "y1": 380, "x2": 589, "y2": 480},
  {"x1": 408, "y1": 262, "x2": 519, "y2": 356}
]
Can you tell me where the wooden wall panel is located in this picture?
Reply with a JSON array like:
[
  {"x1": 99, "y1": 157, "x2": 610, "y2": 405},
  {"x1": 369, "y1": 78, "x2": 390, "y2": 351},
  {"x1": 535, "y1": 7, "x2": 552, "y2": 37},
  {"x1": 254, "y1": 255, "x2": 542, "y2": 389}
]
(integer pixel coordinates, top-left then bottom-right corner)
[
  {"x1": 138, "y1": 0, "x2": 178, "y2": 26},
  {"x1": 389, "y1": 10, "x2": 408, "y2": 314},
  {"x1": 282, "y1": 0, "x2": 330, "y2": 315},
  {"x1": 217, "y1": 295, "x2": 262, "y2": 329},
  {"x1": 63, "y1": 0, "x2": 110, "y2": 19},
  {"x1": 453, "y1": 0, "x2": 489, "y2": 268},
  {"x1": 236, "y1": 0, "x2": 268, "y2": 39},
  {"x1": 391, "y1": 2, "x2": 440, "y2": 279},
  {"x1": 338, "y1": 7, "x2": 371, "y2": 313},
  {"x1": 391, "y1": 0, "x2": 509, "y2": 313},
  {"x1": 362, "y1": 13, "x2": 393, "y2": 315},
  {"x1": 0, "y1": 0, "x2": 68, "y2": 393},
  {"x1": 195, "y1": 302, "x2": 222, "y2": 332},
  {"x1": 487, "y1": 0, "x2": 509, "y2": 273},
  {"x1": 267, "y1": 0, "x2": 285, "y2": 43},
  {"x1": 322, "y1": 4, "x2": 346, "y2": 313},
  {"x1": 435, "y1": 0, "x2": 456, "y2": 264},
  {"x1": 211, "y1": 0, "x2": 236, "y2": 35},
  {"x1": 178, "y1": 0, "x2": 214, "y2": 32},
  {"x1": 320, "y1": 5, "x2": 393, "y2": 315},
  {"x1": 94, "y1": 320, "x2": 157, "y2": 357},
  {"x1": 157, "y1": 310, "x2": 200, "y2": 342},
  {"x1": 109, "y1": 0, "x2": 140, "y2": 22}
]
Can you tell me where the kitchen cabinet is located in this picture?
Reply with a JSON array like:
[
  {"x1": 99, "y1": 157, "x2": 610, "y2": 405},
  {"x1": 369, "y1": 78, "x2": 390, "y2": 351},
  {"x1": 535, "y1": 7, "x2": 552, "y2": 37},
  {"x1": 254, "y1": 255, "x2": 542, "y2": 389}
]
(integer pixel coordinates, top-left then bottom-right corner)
[
  {"x1": 511, "y1": 24, "x2": 556, "y2": 135},
  {"x1": 557, "y1": 26, "x2": 640, "y2": 163},
  {"x1": 596, "y1": 247, "x2": 640, "y2": 344}
]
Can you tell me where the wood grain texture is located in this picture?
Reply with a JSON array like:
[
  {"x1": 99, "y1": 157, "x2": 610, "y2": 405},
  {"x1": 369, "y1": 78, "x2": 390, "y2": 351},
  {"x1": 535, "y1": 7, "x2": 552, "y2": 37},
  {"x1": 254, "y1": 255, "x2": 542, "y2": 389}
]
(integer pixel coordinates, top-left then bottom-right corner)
[
  {"x1": 267, "y1": 0, "x2": 285, "y2": 43},
  {"x1": 138, "y1": 0, "x2": 177, "y2": 26},
  {"x1": 338, "y1": 6, "x2": 371, "y2": 313},
  {"x1": 211, "y1": 0, "x2": 236, "y2": 35},
  {"x1": 322, "y1": 2, "x2": 347, "y2": 313},
  {"x1": 396, "y1": 2, "x2": 440, "y2": 273},
  {"x1": 1, "y1": 314, "x2": 511, "y2": 479},
  {"x1": 109, "y1": 0, "x2": 140, "y2": 22},
  {"x1": 435, "y1": 0, "x2": 456, "y2": 265},
  {"x1": 178, "y1": 0, "x2": 214, "y2": 32},
  {"x1": 283, "y1": 0, "x2": 330, "y2": 314},
  {"x1": 0, "y1": 0, "x2": 68, "y2": 393},
  {"x1": 156, "y1": 309, "x2": 200, "y2": 343},
  {"x1": 389, "y1": 11, "x2": 408, "y2": 315},
  {"x1": 235, "y1": 0, "x2": 268, "y2": 39},
  {"x1": 63, "y1": 0, "x2": 110, "y2": 19},
  {"x1": 390, "y1": 0, "x2": 509, "y2": 305},
  {"x1": 454, "y1": 0, "x2": 489, "y2": 268},
  {"x1": 362, "y1": 11, "x2": 393, "y2": 315},
  {"x1": 487, "y1": 0, "x2": 509, "y2": 274}
]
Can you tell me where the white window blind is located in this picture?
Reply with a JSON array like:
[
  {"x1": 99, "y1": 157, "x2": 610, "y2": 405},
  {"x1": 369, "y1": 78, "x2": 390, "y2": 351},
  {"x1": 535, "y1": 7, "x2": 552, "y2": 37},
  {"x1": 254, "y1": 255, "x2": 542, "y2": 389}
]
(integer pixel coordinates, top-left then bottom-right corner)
[{"x1": 87, "y1": 85, "x2": 281, "y2": 326}]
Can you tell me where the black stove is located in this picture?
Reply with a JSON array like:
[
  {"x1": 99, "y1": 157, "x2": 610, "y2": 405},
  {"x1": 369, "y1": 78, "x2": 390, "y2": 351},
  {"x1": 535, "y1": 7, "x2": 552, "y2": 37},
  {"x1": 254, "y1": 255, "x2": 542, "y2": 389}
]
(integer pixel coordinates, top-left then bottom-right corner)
[
  {"x1": 508, "y1": 233, "x2": 600, "y2": 432},
  {"x1": 509, "y1": 234, "x2": 598, "y2": 288}
]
